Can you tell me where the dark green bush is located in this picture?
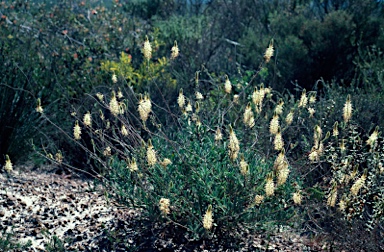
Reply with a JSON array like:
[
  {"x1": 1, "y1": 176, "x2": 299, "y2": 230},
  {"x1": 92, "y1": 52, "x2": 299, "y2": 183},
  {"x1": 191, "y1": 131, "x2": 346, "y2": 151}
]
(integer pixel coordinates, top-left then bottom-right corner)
[{"x1": 239, "y1": 0, "x2": 384, "y2": 91}]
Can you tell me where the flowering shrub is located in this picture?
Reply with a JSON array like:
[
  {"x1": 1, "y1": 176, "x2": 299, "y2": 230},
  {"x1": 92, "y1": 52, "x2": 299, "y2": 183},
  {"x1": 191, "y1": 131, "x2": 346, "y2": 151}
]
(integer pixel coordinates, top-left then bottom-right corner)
[
  {"x1": 38, "y1": 35, "x2": 384, "y2": 246},
  {"x1": 37, "y1": 40, "x2": 310, "y2": 244}
]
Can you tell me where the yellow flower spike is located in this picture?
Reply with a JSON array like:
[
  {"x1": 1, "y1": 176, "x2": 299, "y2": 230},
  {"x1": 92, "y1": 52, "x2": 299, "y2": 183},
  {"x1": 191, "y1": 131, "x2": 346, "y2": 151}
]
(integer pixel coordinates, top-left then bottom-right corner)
[
  {"x1": 96, "y1": 92, "x2": 104, "y2": 102},
  {"x1": 146, "y1": 139, "x2": 157, "y2": 166},
  {"x1": 340, "y1": 139, "x2": 346, "y2": 153},
  {"x1": 343, "y1": 95, "x2": 353, "y2": 123},
  {"x1": 83, "y1": 111, "x2": 92, "y2": 127},
  {"x1": 243, "y1": 102, "x2": 255, "y2": 128},
  {"x1": 143, "y1": 35, "x2": 152, "y2": 61},
  {"x1": 177, "y1": 88, "x2": 185, "y2": 108},
  {"x1": 269, "y1": 113, "x2": 280, "y2": 135},
  {"x1": 109, "y1": 91, "x2": 119, "y2": 116},
  {"x1": 366, "y1": 126, "x2": 379, "y2": 147},
  {"x1": 277, "y1": 165, "x2": 290, "y2": 186},
  {"x1": 252, "y1": 85, "x2": 266, "y2": 109},
  {"x1": 233, "y1": 94, "x2": 240, "y2": 104},
  {"x1": 73, "y1": 120, "x2": 81, "y2": 140},
  {"x1": 215, "y1": 127, "x2": 223, "y2": 141},
  {"x1": 170, "y1": 40, "x2": 179, "y2": 59},
  {"x1": 273, "y1": 127, "x2": 284, "y2": 151},
  {"x1": 350, "y1": 169, "x2": 367, "y2": 196},
  {"x1": 228, "y1": 125, "x2": 240, "y2": 161},
  {"x1": 185, "y1": 101, "x2": 193, "y2": 113},
  {"x1": 292, "y1": 191, "x2": 302, "y2": 205},
  {"x1": 264, "y1": 40, "x2": 274, "y2": 63},
  {"x1": 119, "y1": 102, "x2": 126, "y2": 115},
  {"x1": 239, "y1": 154, "x2": 249, "y2": 176},
  {"x1": 195, "y1": 91, "x2": 203, "y2": 100},
  {"x1": 275, "y1": 98, "x2": 284, "y2": 115},
  {"x1": 333, "y1": 121, "x2": 339, "y2": 137},
  {"x1": 298, "y1": 89, "x2": 308, "y2": 108},
  {"x1": 117, "y1": 88, "x2": 123, "y2": 99},
  {"x1": 308, "y1": 107, "x2": 315, "y2": 118},
  {"x1": 254, "y1": 195, "x2": 265, "y2": 205},
  {"x1": 159, "y1": 198, "x2": 171, "y2": 215},
  {"x1": 324, "y1": 131, "x2": 331, "y2": 141},
  {"x1": 121, "y1": 124, "x2": 128, "y2": 136},
  {"x1": 36, "y1": 98, "x2": 43, "y2": 113},
  {"x1": 103, "y1": 146, "x2": 111, "y2": 156},
  {"x1": 274, "y1": 149, "x2": 287, "y2": 171},
  {"x1": 195, "y1": 71, "x2": 200, "y2": 85},
  {"x1": 138, "y1": 94, "x2": 152, "y2": 122},
  {"x1": 127, "y1": 157, "x2": 138, "y2": 172},
  {"x1": 203, "y1": 205, "x2": 214, "y2": 230},
  {"x1": 160, "y1": 158, "x2": 172, "y2": 168},
  {"x1": 112, "y1": 73, "x2": 118, "y2": 84},
  {"x1": 55, "y1": 151, "x2": 63, "y2": 164},
  {"x1": 265, "y1": 174, "x2": 275, "y2": 197},
  {"x1": 309, "y1": 92, "x2": 316, "y2": 104},
  {"x1": 314, "y1": 125, "x2": 323, "y2": 146},
  {"x1": 350, "y1": 164, "x2": 359, "y2": 179},
  {"x1": 338, "y1": 199, "x2": 347, "y2": 212},
  {"x1": 224, "y1": 75, "x2": 232, "y2": 94},
  {"x1": 195, "y1": 117, "x2": 202, "y2": 128},
  {"x1": 285, "y1": 109, "x2": 294, "y2": 125},
  {"x1": 4, "y1": 155, "x2": 13, "y2": 172}
]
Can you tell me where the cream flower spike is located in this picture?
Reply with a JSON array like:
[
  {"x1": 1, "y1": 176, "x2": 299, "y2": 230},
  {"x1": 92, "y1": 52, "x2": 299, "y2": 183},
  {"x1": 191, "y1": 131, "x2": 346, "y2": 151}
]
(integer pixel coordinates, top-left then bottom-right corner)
[
  {"x1": 143, "y1": 35, "x2": 152, "y2": 61},
  {"x1": 203, "y1": 205, "x2": 214, "y2": 230},
  {"x1": 264, "y1": 40, "x2": 274, "y2": 63},
  {"x1": 228, "y1": 125, "x2": 240, "y2": 160},
  {"x1": 171, "y1": 40, "x2": 179, "y2": 59},
  {"x1": 36, "y1": 98, "x2": 43, "y2": 113},
  {"x1": 146, "y1": 139, "x2": 157, "y2": 166},
  {"x1": 109, "y1": 91, "x2": 120, "y2": 116},
  {"x1": 298, "y1": 89, "x2": 308, "y2": 108},
  {"x1": 224, "y1": 75, "x2": 232, "y2": 94},
  {"x1": 159, "y1": 198, "x2": 170, "y2": 215},
  {"x1": 265, "y1": 174, "x2": 275, "y2": 197},
  {"x1": 83, "y1": 111, "x2": 92, "y2": 127},
  {"x1": 343, "y1": 94, "x2": 353, "y2": 123},
  {"x1": 177, "y1": 89, "x2": 185, "y2": 108},
  {"x1": 73, "y1": 120, "x2": 81, "y2": 140},
  {"x1": 4, "y1": 155, "x2": 13, "y2": 172}
]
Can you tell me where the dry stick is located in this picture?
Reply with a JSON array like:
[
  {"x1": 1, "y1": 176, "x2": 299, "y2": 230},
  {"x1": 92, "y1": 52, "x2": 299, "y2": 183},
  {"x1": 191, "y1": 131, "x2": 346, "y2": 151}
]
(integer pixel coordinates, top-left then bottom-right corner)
[
  {"x1": 40, "y1": 114, "x2": 109, "y2": 181},
  {"x1": 120, "y1": 71, "x2": 211, "y2": 173},
  {"x1": 34, "y1": 150, "x2": 99, "y2": 180},
  {"x1": 148, "y1": 67, "x2": 181, "y2": 129},
  {"x1": 222, "y1": 61, "x2": 265, "y2": 118},
  {"x1": 84, "y1": 90, "x2": 207, "y2": 205},
  {"x1": 85, "y1": 93, "x2": 143, "y2": 146}
]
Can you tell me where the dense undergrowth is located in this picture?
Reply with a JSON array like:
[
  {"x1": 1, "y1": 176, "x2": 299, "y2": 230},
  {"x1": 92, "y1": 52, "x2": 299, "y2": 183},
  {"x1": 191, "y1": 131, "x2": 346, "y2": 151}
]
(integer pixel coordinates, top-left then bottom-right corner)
[{"x1": 1, "y1": 0, "x2": 383, "y2": 251}]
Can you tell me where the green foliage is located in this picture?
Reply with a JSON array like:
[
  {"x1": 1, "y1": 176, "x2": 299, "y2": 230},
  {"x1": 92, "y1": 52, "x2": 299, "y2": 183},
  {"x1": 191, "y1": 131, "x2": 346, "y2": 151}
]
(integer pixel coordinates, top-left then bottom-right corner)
[
  {"x1": 43, "y1": 234, "x2": 66, "y2": 252},
  {"x1": 320, "y1": 121, "x2": 384, "y2": 229},
  {"x1": 239, "y1": 0, "x2": 384, "y2": 91},
  {"x1": 108, "y1": 121, "x2": 300, "y2": 239},
  {"x1": 0, "y1": 229, "x2": 31, "y2": 251},
  {"x1": 353, "y1": 45, "x2": 384, "y2": 92}
]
